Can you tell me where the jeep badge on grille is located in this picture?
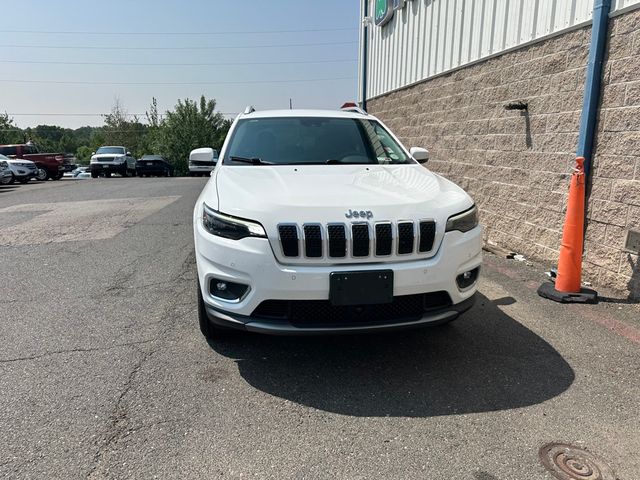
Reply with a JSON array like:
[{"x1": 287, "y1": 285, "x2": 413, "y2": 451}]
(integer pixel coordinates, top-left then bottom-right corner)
[{"x1": 345, "y1": 209, "x2": 373, "y2": 220}]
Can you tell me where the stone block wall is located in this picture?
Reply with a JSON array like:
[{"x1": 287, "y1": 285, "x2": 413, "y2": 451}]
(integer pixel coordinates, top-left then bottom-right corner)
[
  {"x1": 587, "y1": 10, "x2": 640, "y2": 296},
  {"x1": 367, "y1": 8, "x2": 640, "y2": 299}
]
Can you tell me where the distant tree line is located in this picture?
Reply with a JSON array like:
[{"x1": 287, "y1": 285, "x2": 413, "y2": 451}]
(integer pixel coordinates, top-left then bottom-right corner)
[{"x1": 0, "y1": 95, "x2": 231, "y2": 175}]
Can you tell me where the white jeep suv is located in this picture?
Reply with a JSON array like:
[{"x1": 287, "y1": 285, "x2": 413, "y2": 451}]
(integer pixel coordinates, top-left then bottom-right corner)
[{"x1": 193, "y1": 107, "x2": 482, "y2": 337}]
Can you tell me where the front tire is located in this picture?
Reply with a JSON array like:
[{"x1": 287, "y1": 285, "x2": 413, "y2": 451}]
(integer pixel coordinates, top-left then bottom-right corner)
[
  {"x1": 91, "y1": 171, "x2": 99, "y2": 178},
  {"x1": 35, "y1": 167, "x2": 49, "y2": 181}
]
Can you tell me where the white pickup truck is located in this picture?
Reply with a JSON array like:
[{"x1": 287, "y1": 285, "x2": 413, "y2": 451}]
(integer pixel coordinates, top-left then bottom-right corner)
[{"x1": 90, "y1": 146, "x2": 136, "y2": 178}]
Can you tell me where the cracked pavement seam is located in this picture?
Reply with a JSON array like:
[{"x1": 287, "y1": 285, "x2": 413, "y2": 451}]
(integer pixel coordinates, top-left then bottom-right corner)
[{"x1": 85, "y1": 247, "x2": 196, "y2": 479}]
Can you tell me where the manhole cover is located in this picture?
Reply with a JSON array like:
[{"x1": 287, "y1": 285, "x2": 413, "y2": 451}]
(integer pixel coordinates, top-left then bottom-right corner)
[{"x1": 539, "y1": 443, "x2": 616, "y2": 480}]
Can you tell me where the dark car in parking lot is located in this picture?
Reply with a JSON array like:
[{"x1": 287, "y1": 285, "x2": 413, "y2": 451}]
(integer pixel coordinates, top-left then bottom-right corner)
[{"x1": 136, "y1": 155, "x2": 173, "y2": 177}]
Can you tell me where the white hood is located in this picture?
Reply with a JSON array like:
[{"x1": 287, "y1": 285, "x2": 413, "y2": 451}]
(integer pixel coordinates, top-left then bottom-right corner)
[
  {"x1": 204, "y1": 164, "x2": 474, "y2": 265},
  {"x1": 214, "y1": 164, "x2": 471, "y2": 223}
]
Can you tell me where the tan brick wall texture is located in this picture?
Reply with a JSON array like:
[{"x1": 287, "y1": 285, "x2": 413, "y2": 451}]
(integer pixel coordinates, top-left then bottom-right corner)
[{"x1": 368, "y1": 8, "x2": 640, "y2": 299}]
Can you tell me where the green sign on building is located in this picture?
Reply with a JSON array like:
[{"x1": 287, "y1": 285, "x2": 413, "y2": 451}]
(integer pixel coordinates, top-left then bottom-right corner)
[
  {"x1": 374, "y1": 0, "x2": 408, "y2": 27},
  {"x1": 374, "y1": 0, "x2": 393, "y2": 26}
]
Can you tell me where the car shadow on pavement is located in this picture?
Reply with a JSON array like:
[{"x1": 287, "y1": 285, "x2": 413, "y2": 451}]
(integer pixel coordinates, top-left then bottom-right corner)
[{"x1": 209, "y1": 293, "x2": 575, "y2": 417}]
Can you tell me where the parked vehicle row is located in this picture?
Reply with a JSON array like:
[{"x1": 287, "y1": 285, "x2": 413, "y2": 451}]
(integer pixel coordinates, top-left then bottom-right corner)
[
  {"x1": 89, "y1": 146, "x2": 177, "y2": 178},
  {"x1": 1, "y1": 142, "x2": 217, "y2": 185},
  {"x1": 0, "y1": 143, "x2": 74, "y2": 180}
]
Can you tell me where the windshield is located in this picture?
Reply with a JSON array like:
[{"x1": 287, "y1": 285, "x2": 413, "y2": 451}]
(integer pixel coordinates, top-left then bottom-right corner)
[
  {"x1": 224, "y1": 117, "x2": 411, "y2": 165},
  {"x1": 96, "y1": 147, "x2": 126, "y2": 155},
  {"x1": 0, "y1": 146, "x2": 18, "y2": 156}
]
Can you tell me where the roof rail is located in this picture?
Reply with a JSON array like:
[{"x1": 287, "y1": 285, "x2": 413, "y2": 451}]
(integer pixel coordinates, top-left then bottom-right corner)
[
  {"x1": 243, "y1": 105, "x2": 256, "y2": 115},
  {"x1": 340, "y1": 102, "x2": 368, "y2": 115}
]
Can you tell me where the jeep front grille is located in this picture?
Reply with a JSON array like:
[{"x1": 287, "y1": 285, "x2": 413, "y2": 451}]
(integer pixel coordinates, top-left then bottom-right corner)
[{"x1": 277, "y1": 220, "x2": 436, "y2": 259}]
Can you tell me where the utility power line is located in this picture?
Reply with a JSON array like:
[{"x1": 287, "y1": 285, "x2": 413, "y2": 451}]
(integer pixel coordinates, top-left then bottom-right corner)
[
  {"x1": 0, "y1": 27, "x2": 356, "y2": 35},
  {"x1": 0, "y1": 58, "x2": 357, "y2": 67},
  {"x1": 0, "y1": 77, "x2": 356, "y2": 86},
  {"x1": 0, "y1": 40, "x2": 358, "y2": 51},
  {"x1": 6, "y1": 113, "x2": 237, "y2": 117}
]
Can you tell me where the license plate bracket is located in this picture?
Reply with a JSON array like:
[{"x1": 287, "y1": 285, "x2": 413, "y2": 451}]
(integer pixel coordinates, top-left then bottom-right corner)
[{"x1": 329, "y1": 270, "x2": 393, "y2": 306}]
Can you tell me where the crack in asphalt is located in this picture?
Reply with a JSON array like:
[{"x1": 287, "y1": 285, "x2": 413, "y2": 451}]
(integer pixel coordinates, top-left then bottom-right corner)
[
  {"x1": 0, "y1": 338, "x2": 159, "y2": 364},
  {"x1": 85, "y1": 246, "x2": 196, "y2": 479}
]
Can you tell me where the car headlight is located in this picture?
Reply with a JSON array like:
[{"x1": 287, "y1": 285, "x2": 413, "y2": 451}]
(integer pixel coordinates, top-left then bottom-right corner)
[
  {"x1": 446, "y1": 205, "x2": 479, "y2": 233},
  {"x1": 202, "y1": 204, "x2": 266, "y2": 240}
]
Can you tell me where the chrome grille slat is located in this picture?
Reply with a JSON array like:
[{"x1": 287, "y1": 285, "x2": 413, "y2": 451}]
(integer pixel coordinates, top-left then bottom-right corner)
[
  {"x1": 397, "y1": 221, "x2": 415, "y2": 255},
  {"x1": 303, "y1": 224, "x2": 322, "y2": 258},
  {"x1": 327, "y1": 224, "x2": 347, "y2": 258},
  {"x1": 351, "y1": 224, "x2": 370, "y2": 257},
  {"x1": 419, "y1": 221, "x2": 436, "y2": 252},
  {"x1": 375, "y1": 223, "x2": 393, "y2": 256},
  {"x1": 278, "y1": 224, "x2": 299, "y2": 257}
]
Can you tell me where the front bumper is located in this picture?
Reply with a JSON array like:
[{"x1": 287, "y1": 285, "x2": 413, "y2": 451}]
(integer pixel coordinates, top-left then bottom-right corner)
[
  {"x1": 205, "y1": 292, "x2": 476, "y2": 335},
  {"x1": 11, "y1": 170, "x2": 36, "y2": 179},
  {"x1": 195, "y1": 216, "x2": 482, "y2": 334},
  {"x1": 189, "y1": 165, "x2": 214, "y2": 173},
  {"x1": 90, "y1": 163, "x2": 125, "y2": 172}
]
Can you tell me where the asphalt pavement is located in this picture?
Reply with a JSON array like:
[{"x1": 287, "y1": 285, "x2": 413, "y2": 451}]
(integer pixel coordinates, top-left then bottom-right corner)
[{"x1": 1, "y1": 177, "x2": 639, "y2": 480}]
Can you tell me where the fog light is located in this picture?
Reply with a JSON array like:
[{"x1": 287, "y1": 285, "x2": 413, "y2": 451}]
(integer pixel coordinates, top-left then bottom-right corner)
[
  {"x1": 456, "y1": 267, "x2": 480, "y2": 290},
  {"x1": 209, "y1": 278, "x2": 249, "y2": 302}
]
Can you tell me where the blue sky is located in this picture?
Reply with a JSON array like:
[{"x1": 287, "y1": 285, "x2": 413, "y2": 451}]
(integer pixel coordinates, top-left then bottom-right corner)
[{"x1": 2, "y1": 0, "x2": 360, "y2": 128}]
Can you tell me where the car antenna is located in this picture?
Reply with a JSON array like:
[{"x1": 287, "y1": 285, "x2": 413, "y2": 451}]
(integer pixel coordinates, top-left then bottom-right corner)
[{"x1": 289, "y1": 98, "x2": 293, "y2": 110}]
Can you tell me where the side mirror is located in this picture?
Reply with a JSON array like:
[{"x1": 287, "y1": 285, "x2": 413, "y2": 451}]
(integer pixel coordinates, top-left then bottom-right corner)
[
  {"x1": 91, "y1": 152, "x2": 96, "y2": 155},
  {"x1": 126, "y1": 151, "x2": 132, "y2": 156},
  {"x1": 410, "y1": 147, "x2": 429, "y2": 164}
]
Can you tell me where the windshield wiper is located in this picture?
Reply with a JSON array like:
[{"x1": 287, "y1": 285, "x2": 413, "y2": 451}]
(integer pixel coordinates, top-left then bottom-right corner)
[
  {"x1": 229, "y1": 156, "x2": 273, "y2": 165},
  {"x1": 325, "y1": 159, "x2": 371, "y2": 165}
]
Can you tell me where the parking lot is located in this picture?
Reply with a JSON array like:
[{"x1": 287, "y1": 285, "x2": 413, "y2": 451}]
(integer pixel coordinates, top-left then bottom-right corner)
[{"x1": 1, "y1": 177, "x2": 639, "y2": 479}]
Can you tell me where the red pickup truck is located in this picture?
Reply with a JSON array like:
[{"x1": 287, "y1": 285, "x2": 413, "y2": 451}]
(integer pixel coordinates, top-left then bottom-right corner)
[{"x1": 0, "y1": 143, "x2": 74, "y2": 181}]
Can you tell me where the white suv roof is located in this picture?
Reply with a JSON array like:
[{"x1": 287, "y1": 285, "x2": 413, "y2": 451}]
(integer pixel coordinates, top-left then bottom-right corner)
[{"x1": 238, "y1": 109, "x2": 372, "y2": 120}]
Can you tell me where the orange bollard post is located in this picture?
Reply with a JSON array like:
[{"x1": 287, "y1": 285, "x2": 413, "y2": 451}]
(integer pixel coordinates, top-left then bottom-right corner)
[{"x1": 538, "y1": 157, "x2": 598, "y2": 303}]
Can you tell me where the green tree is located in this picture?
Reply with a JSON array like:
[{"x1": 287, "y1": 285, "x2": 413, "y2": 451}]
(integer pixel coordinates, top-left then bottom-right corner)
[
  {"x1": 58, "y1": 133, "x2": 77, "y2": 153},
  {"x1": 0, "y1": 113, "x2": 23, "y2": 144},
  {"x1": 76, "y1": 145, "x2": 93, "y2": 164},
  {"x1": 143, "y1": 97, "x2": 163, "y2": 155},
  {"x1": 103, "y1": 98, "x2": 147, "y2": 157},
  {"x1": 158, "y1": 96, "x2": 228, "y2": 175}
]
